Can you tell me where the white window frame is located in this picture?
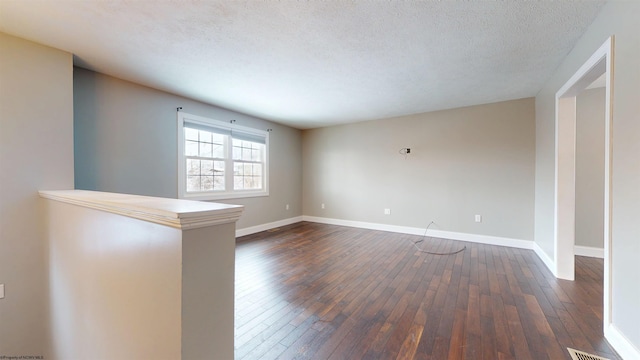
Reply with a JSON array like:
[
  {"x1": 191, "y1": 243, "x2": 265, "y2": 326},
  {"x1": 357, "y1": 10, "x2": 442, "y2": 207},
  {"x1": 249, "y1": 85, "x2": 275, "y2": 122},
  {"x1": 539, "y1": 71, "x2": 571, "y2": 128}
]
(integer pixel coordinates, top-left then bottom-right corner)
[{"x1": 177, "y1": 112, "x2": 269, "y2": 201}]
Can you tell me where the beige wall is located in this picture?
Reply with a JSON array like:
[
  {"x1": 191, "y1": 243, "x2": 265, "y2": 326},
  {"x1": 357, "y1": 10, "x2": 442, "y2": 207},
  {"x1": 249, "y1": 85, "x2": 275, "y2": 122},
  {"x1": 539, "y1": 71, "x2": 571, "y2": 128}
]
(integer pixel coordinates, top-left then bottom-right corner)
[
  {"x1": 534, "y1": 1, "x2": 640, "y2": 351},
  {"x1": 42, "y1": 194, "x2": 238, "y2": 360},
  {"x1": 73, "y1": 68, "x2": 303, "y2": 230},
  {"x1": 182, "y1": 224, "x2": 236, "y2": 360},
  {"x1": 303, "y1": 98, "x2": 535, "y2": 241},
  {"x1": 44, "y1": 200, "x2": 183, "y2": 360},
  {"x1": 575, "y1": 88, "x2": 605, "y2": 249},
  {"x1": 0, "y1": 33, "x2": 74, "y2": 355}
]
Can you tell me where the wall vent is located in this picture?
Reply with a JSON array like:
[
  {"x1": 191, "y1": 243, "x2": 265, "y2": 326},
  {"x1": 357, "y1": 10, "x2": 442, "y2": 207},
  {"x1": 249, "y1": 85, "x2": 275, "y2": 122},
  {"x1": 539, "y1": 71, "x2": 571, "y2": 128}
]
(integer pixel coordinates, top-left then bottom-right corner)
[{"x1": 567, "y1": 348, "x2": 611, "y2": 360}]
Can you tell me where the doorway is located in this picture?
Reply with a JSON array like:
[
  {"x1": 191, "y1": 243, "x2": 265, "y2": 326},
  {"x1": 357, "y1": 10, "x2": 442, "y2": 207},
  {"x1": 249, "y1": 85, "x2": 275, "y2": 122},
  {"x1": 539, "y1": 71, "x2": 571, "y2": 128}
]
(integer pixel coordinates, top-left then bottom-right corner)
[{"x1": 554, "y1": 37, "x2": 613, "y2": 327}]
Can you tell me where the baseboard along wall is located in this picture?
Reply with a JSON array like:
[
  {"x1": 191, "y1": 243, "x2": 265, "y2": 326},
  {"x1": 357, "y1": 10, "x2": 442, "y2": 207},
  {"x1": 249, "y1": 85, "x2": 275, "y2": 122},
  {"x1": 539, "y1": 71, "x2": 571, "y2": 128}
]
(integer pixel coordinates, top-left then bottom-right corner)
[
  {"x1": 238, "y1": 216, "x2": 604, "y2": 260},
  {"x1": 574, "y1": 245, "x2": 604, "y2": 259},
  {"x1": 301, "y1": 216, "x2": 535, "y2": 250},
  {"x1": 240, "y1": 215, "x2": 535, "y2": 250},
  {"x1": 605, "y1": 323, "x2": 640, "y2": 360},
  {"x1": 236, "y1": 216, "x2": 303, "y2": 238}
]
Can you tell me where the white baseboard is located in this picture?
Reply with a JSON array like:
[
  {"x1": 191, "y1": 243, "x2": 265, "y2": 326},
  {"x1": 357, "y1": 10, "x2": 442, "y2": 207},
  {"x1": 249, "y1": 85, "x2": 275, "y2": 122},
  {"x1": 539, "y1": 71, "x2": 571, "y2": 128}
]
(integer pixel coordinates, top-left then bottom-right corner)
[
  {"x1": 529, "y1": 243, "x2": 604, "y2": 278},
  {"x1": 301, "y1": 216, "x2": 533, "y2": 250},
  {"x1": 574, "y1": 245, "x2": 604, "y2": 259},
  {"x1": 236, "y1": 216, "x2": 303, "y2": 238},
  {"x1": 533, "y1": 242, "x2": 557, "y2": 276},
  {"x1": 239, "y1": 216, "x2": 565, "y2": 279},
  {"x1": 605, "y1": 323, "x2": 640, "y2": 360},
  {"x1": 302, "y1": 215, "x2": 426, "y2": 236}
]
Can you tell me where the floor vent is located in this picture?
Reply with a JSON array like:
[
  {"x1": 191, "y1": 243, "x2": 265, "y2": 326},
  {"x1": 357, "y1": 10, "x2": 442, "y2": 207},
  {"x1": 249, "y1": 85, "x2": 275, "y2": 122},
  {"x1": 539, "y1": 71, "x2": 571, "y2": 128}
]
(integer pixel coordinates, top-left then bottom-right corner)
[{"x1": 567, "y1": 348, "x2": 610, "y2": 360}]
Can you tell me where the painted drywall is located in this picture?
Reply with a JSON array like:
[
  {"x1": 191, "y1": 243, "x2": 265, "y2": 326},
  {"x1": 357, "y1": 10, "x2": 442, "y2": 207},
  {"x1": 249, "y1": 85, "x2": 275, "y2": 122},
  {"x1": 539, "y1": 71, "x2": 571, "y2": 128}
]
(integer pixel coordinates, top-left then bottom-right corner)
[
  {"x1": 0, "y1": 33, "x2": 74, "y2": 356},
  {"x1": 73, "y1": 68, "x2": 303, "y2": 230},
  {"x1": 44, "y1": 200, "x2": 182, "y2": 359},
  {"x1": 575, "y1": 88, "x2": 605, "y2": 249},
  {"x1": 534, "y1": 1, "x2": 640, "y2": 354},
  {"x1": 182, "y1": 224, "x2": 236, "y2": 360},
  {"x1": 303, "y1": 98, "x2": 535, "y2": 241}
]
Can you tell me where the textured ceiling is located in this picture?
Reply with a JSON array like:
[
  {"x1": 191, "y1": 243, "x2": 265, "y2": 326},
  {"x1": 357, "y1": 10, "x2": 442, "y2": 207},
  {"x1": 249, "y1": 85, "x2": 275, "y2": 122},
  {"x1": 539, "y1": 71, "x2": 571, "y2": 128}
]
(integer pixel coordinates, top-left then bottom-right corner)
[{"x1": 0, "y1": 1, "x2": 605, "y2": 129}]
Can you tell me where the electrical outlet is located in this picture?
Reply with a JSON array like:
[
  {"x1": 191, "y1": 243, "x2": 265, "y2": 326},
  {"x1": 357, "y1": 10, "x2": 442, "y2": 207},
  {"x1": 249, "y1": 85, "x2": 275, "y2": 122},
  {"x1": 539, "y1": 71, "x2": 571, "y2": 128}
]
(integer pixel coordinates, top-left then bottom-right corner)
[
  {"x1": 384, "y1": 208, "x2": 391, "y2": 215},
  {"x1": 475, "y1": 215, "x2": 482, "y2": 223},
  {"x1": 286, "y1": 204, "x2": 290, "y2": 210},
  {"x1": 321, "y1": 203, "x2": 325, "y2": 209}
]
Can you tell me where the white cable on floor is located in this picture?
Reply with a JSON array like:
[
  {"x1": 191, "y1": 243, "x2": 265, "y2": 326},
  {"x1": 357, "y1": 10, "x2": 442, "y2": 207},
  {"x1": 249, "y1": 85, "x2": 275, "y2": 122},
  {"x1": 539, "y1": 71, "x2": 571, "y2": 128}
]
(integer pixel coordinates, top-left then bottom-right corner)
[{"x1": 411, "y1": 221, "x2": 466, "y2": 255}]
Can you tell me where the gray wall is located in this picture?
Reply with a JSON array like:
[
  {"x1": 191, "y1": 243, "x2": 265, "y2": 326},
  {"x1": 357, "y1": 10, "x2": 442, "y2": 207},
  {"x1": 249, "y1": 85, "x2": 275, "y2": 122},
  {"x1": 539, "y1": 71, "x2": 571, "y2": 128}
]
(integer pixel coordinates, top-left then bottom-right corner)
[
  {"x1": 0, "y1": 33, "x2": 74, "y2": 356},
  {"x1": 534, "y1": 1, "x2": 640, "y2": 350},
  {"x1": 303, "y1": 98, "x2": 535, "y2": 241},
  {"x1": 73, "y1": 68, "x2": 303, "y2": 230},
  {"x1": 575, "y1": 88, "x2": 605, "y2": 249}
]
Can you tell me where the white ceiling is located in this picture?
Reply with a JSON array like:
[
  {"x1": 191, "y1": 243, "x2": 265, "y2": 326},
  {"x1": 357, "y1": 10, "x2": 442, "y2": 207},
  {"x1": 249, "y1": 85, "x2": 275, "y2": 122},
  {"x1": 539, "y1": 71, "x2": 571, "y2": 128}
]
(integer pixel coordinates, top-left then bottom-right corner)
[{"x1": 0, "y1": 1, "x2": 605, "y2": 129}]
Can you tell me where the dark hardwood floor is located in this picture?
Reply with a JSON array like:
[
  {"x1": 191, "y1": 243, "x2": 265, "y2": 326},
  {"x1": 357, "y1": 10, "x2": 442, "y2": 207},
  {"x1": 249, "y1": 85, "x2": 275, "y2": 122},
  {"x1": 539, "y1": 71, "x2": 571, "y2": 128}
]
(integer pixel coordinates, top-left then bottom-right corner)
[{"x1": 234, "y1": 222, "x2": 619, "y2": 360}]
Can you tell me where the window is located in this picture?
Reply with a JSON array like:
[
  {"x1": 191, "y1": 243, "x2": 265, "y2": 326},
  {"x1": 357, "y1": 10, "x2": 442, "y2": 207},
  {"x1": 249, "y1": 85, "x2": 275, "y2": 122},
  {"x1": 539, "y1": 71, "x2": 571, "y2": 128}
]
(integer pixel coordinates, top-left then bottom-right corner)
[{"x1": 177, "y1": 112, "x2": 268, "y2": 200}]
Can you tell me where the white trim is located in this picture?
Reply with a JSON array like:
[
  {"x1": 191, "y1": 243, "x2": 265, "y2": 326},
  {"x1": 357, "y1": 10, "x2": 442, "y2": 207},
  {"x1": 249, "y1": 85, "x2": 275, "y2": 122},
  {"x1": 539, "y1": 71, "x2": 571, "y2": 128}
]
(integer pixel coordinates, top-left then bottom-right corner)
[
  {"x1": 605, "y1": 324, "x2": 640, "y2": 360},
  {"x1": 554, "y1": 95, "x2": 577, "y2": 281},
  {"x1": 236, "y1": 216, "x2": 303, "y2": 238},
  {"x1": 182, "y1": 189, "x2": 269, "y2": 201},
  {"x1": 533, "y1": 242, "x2": 556, "y2": 276},
  {"x1": 574, "y1": 245, "x2": 604, "y2": 259},
  {"x1": 602, "y1": 37, "x2": 614, "y2": 337},
  {"x1": 302, "y1": 216, "x2": 533, "y2": 250},
  {"x1": 554, "y1": 36, "x2": 614, "y2": 332},
  {"x1": 302, "y1": 216, "x2": 425, "y2": 236},
  {"x1": 39, "y1": 190, "x2": 244, "y2": 230}
]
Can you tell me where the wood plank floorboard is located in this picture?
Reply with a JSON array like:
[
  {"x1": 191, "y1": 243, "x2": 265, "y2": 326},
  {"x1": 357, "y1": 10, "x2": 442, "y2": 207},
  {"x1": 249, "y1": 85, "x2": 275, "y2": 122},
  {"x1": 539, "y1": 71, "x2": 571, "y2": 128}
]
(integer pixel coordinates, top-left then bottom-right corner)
[{"x1": 235, "y1": 222, "x2": 620, "y2": 359}]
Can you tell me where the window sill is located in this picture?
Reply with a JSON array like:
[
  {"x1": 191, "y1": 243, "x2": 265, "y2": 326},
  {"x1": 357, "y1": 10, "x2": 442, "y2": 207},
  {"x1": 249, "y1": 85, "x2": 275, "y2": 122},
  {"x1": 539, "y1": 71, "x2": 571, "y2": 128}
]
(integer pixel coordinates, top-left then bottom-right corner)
[{"x1": 180, "y1": 190, "x2": 269, "y2": 201}]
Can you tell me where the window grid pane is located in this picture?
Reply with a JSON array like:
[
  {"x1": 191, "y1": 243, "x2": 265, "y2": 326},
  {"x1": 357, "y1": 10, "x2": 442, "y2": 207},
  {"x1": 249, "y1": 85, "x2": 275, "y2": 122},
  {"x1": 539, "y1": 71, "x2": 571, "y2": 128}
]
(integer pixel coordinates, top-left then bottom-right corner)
[
  {"x1": 185, "y1": 128, "x2": 225, "y2": 159},
  {"x1": 198, "y1": 130, "x2": 212, "y2": 143},
  {"x1": 186, "y1": 158, "x2": 226, "y2": 192},
  {"x1": 185, "y1": 128, "x2": 199, "y2": 141},
  {"x1": 186, "y1": 141, "x2": 199, "y2": 156},
  {"x1": 233, "y1": 160, "x2": 263, "y2": 190},
  {"x1": 232, "y1": 139, "x2": 263, "y2": 162}
]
